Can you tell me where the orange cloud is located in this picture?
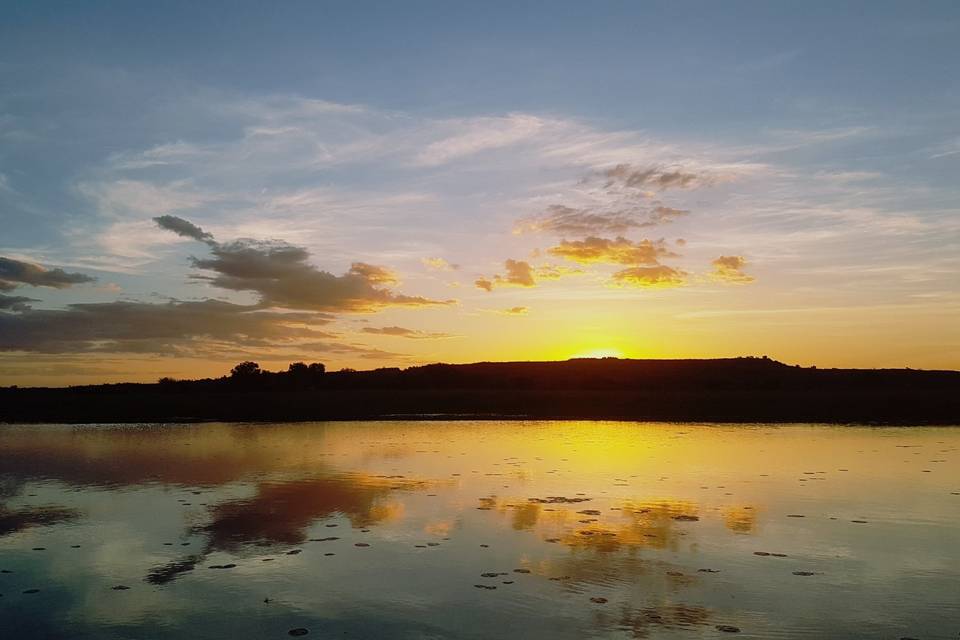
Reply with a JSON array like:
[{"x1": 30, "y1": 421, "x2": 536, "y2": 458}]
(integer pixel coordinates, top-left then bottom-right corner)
[
  {"x1": 361, "y1": 326, "x2": 454, "y2": 339},
  {"x1": 548, "y1": 236, "x2": 677, "y2": 266},
  {"x1": 422, "y1": 257, "x2": 459, "y2": 271},
  {"x1": 486, "y1": 306, "x2": 529, "y2": 316},
  {"x1": 475, "y1": 259, "x2": 536, "y2": 291},
  {"x1": 611, "y1": 265, "x2": 687, "y2": 288},
  {"x1": 348, "y1": 262, "x2": 400, "y2": 286},
  {"x1": 710, "y1": 255, "x2": 755, "y2": 284},
  {"x1": 535, "y1": 264, "x2": 585, "y2": 279}
]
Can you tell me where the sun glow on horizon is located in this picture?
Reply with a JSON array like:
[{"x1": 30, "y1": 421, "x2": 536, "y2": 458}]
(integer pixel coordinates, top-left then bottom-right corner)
[{"x1": 569, "y1": 348, "x2": 625, "y2": 360}]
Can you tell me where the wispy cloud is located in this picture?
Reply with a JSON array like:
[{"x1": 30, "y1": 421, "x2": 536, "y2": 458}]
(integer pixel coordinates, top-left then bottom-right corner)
[
  {"x1": 361, "y1": 326, "x2": 454, "y2": 339},
  {"x1": 414, "y1": 114, "x2": 549, "y2": 166}
]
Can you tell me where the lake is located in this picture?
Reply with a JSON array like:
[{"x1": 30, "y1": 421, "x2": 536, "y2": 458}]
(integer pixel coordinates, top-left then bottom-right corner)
[{"x1": 0, "y1": 421, "x2": 958, "y2": 639}]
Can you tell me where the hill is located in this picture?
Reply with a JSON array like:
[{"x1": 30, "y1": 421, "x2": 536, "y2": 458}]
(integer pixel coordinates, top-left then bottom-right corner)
[{"x1": 1, "y1": 357, "x2": 958, "y2": 424}]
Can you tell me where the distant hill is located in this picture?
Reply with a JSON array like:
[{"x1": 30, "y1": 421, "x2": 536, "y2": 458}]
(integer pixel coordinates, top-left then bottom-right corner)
[{"x1": 1, "y1": 357, "x2": 958, "y2": 424}]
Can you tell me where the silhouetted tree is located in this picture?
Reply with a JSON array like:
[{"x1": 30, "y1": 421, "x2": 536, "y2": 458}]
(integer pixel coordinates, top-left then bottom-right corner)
[
  {"x1": 230, "y1": 361, "x2": 261, "y2": 378},
  {"x1": 288, "y1": 362, "x2": 308, "y2": 375}
]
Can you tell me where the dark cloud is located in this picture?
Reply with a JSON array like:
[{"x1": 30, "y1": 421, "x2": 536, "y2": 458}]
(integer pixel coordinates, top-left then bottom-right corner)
[
  {"x1": 517, "y1": 205, "x2": 641, "y2": 236},
  {"x1": 516, "y1": 203, "x2": 689, "y2": 237},
  {"x1": 155, "y1": 217, "x2": 453, "y2": 312},
  {"x1": 153, "y1": 215, "x2": 215, "y2": 244},
  {"x1": 650, "y1": 205, "x2": 689, "y2": 224},
  {"x1": 515, "y1": 158, "x2": 706, "y2": 240},
  {"x1": 548, "y1": 236, "x2": 677, "y2": 266},
  {"x1": 602, "y1": 164, "x2": 714, "y2": 191},
  {"x1": 611, "y1": 265, "x2": 687, "y2": 288},
  {"x1": 361, "y1": 326, "x2": 453, "y2": 339},
  {"x1": 710, "y1": 255, "x2": 755, "y2": 283},
  {"x1": 0, "y1": 299, "x2": 335, "y2": 354},
  {"x1": 0, "y1": 293, "x2": 37, "y2": 312},
  {"x1": 0, "y1": 256, "x2": 95, "y2": 290}
]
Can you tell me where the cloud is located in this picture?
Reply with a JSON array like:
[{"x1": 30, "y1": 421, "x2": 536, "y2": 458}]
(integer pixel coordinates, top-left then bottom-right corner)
[
  {"x1": 422, "y1": 257, "x2": 459, "y2": 271},
  {"x1": 414, "y1": 114, "x2": 547, "y2": 166},
  {"x1": 0, "y1": 257, "x2": 96, "y2": 290},
  {"x1": 547, "y1": 236, "x2": 677, "y2": 266},
  {"x1": 710, "y1": 255, "x2": 755, "y2": 284},
  {"x1": 516, "y1": 205, "x2": 643, "y2": 236},
  {"x1": 516, "y1": 203, "x2": 689, "y2": 237},
  {"x1": 650, "y1": 205, "x2": 689, "y2": 224},
  {"x1": 611, "y1": 265, "x2": 687, "y2": 288},
  {"x1": 474, "y1": 277, "x2": 494, "y2": 292},
  {"x1": 78, "y1": 179, "x2": 218, "y2": 218},
  {"x1": 535, "y1": 264, "x2": 585, "y2": 280},
  {"x1": 475, "y1": 259, "x2": 537, "y2": 291},
  {"x1": 347, "y1": 262, "x2": 399, "y2": 286},
  {"x1": 0, "y1": 293, "x2": 37, "y2": 312},
  {"x1": 497, "y1": 306, "x2": 529, "y2": 315},
  {"x1": 0, "y1": 299, "x2": 337, "y2": 355},
  {"x1": 499, "y1": 259, "x2": 536, "y2": 286},
  {"x1": 602, "y1": 164, "x2": 715, "y2": 191},
  {"x1": 156, "y1": 218, "x2": 452, "y2": 312},
  {"x1": 154, "y1": 214, "x2": 215, "y2": 244},
  {"x1": 543, "y1": 234, "x2": 688, "y2": 289},
  {"x1": 361, "y1": 326, "x2": 453, "y2": 339}
]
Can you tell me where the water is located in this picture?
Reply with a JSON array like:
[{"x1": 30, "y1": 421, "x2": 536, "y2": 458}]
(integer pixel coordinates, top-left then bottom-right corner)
[{"x1": 0, "y1": 421, "x2": 958, "y2": 639}]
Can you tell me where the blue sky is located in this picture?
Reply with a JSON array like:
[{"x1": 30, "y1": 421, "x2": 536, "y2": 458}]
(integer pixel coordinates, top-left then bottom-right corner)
[{"x1": 1, "y1": 1, "x2": 958, "y2": 383}]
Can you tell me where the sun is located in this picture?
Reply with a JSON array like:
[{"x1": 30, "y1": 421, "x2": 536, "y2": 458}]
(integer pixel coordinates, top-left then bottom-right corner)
[{"x1": 570, "y1": 348, "x2": 624, "y2": 360}]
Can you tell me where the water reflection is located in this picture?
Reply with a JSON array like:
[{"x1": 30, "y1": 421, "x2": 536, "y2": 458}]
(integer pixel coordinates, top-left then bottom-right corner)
[
  {"x1": 0, "y1": 421, "x2": 958, "y2": 639},
  {"x1": 611, "y1": 602, "x2": 712, "y2": 638},
  {"x1": 0, "y1": 504, "x2": 80, "y2": 536}
]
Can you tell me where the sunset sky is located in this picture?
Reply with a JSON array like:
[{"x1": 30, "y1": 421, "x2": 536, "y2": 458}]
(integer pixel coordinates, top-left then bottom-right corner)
[{"x1": 1, "y1": 1, "x2": 958, "y2": 385}]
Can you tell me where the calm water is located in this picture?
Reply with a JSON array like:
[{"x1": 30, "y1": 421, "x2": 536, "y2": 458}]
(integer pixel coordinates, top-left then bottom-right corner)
[{"x1": 0, "y1": 421, "x2": 958, "y2": 639}]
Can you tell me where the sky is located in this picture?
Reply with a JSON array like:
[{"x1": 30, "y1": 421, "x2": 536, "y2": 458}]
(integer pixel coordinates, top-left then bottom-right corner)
[{"x1": 1, "y1": 1, "x2": 958, "y2": 386}]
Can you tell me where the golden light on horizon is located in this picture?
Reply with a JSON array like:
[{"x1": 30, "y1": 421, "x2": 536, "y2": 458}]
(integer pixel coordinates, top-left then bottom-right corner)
[{"x1": 569, "y1": 347, "x2": 625, "y2": 360}]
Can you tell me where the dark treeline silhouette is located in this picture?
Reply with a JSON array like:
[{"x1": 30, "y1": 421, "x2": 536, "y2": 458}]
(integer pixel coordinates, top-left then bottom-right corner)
[{"x1": 1, "y1": 357, "x2": 958, "y2": 424}]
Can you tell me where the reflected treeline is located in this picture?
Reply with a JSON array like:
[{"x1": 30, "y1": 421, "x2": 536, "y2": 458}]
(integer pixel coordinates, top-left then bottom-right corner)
[
  {"x1": 0, "y1": 473, "x2": 82, "y2": 537},
  {"x1": 0, "y1": 503, "x2": 81, "y2": 536},
  {"x1": 0, "y1": 424, "x2": 310, "y2": 487}
]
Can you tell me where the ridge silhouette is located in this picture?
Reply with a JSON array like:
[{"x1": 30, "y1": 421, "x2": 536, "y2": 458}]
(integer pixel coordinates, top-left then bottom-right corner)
[{"x1": 1, "y1": 357, "x2": 957, "y2": 424}]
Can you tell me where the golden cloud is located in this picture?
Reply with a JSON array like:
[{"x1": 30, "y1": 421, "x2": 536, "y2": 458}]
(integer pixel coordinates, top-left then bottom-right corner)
[
  {"x1": 548, "y1": 236, "x2": 677, "y2": 266},
  {"x1": 710, "y1": 255, "x2": 755, "y2": 284},
  {"x1": 611, "y1": 265, "x2": 687, "y2": 288}
]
